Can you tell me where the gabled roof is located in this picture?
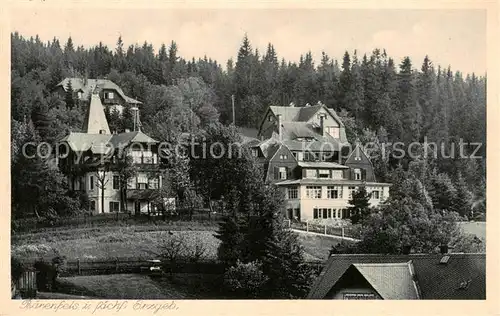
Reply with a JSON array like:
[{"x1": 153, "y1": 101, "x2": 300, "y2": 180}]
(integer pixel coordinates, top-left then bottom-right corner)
[
  {"x1": 56, "y1": 78, "x2": 142, "y2": 104},
  {"x1": 60, "y1": 131, "x2": 158, "y2": 154},
  {"x1": 349, "y1": 262, "x2": 420, "y2": 299},
  {"x1": 60, "y1": 132, "x2": 112, "y2": 152},
  {"x1": 307, "y1": 253, "x2": 485, "y2": 300},
  {"x1": 109, "y1": 131, "x2": 159, "y2": 149}
]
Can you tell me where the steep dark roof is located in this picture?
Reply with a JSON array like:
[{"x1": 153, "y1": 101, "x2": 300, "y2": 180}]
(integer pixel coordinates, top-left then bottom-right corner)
[
  {"x1": 56, "y1": 78, "x2": 142, "y2": 104},
  {"x1": 307, "y1": 253, "x2": 486, "y2": 300}
]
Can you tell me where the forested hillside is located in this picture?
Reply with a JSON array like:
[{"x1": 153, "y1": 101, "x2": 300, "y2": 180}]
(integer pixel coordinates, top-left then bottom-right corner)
[{"x1": 10, "y1": 32, "x2": 486, "y2": 220}]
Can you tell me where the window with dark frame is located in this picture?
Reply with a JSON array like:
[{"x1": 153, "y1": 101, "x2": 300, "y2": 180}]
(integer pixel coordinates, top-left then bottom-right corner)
[{"x1": 113, "y1": 175, "x2": 120, "y2": 190}]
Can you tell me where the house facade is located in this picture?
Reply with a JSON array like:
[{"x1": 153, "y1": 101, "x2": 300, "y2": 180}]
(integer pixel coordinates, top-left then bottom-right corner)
[
  {"x1": 58, "y1": 89, "x2": 165, "y2": 215},
  {"x1": 249, "y1": 102, "x2": 390, "y2": 222},
  {"x1": 53, "y1": 78, "x2": 142, "y2": 114}
]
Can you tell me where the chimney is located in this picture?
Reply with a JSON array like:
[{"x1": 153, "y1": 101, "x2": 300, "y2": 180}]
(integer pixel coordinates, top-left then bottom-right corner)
[
  {"x1": 401, "y1": 245, "x2": 412, "y2": 255},
  {"x1": 318, "y1": 113, "x2": 326, "y2": 137},
  {"x1": 440, "y1": 245, "x2": 449, "y2": 254},
  {"x1": 276, "y1": 114, "x2": 282, "y2": 142}
]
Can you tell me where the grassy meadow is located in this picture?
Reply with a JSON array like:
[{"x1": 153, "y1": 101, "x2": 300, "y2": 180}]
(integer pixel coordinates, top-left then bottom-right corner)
[{"x1": 11, "y1": 221, "x2": 341, "y2": 262}]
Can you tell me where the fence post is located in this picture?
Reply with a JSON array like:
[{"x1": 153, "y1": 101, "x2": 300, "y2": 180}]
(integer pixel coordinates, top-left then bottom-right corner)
[
  {"x1": 306, "y1": 221, "x2": 309, "y2": 232},
  {"x1": 342, "y1": 227, "x2": 345, "y2": 239},
  {"x1": 324, "y1": 224, "x2": 327, "y2": 235},
  {"x1": 288, "y1": 219, "x2": 291, "y2": 228},
  {"x1": 77, "y1": 258, "x2": 81, "y2": 275}
]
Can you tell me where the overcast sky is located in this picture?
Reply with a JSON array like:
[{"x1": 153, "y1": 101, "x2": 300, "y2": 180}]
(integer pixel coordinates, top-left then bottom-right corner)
[{"x1": 11, "y1": 8, "x2": 486, "y2": 75}]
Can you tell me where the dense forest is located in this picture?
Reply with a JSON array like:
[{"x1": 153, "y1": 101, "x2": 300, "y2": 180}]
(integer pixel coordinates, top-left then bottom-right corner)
[{"x1": 10, "y1": 32, "x2": 486, "y2": 221}]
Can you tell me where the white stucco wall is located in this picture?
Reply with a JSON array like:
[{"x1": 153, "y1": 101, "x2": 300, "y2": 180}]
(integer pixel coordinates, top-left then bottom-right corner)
[{"x1": 283, "y1": 184, "x2": 390, "y2": 222}]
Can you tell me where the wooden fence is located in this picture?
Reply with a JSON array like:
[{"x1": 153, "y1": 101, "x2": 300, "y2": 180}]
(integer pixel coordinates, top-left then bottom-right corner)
[
  {"x1": 18, "y1": 257, "x2": 326, "y2": 279},
  {"x1": 286, "y1": 220, "x2": 361, "y2": 239},
  {"x1": 16, "y1": 270, "x2": 37, "y2": 298},
  {"x1": 60, "y1": 257, "x2": 226, "y2": 277}
]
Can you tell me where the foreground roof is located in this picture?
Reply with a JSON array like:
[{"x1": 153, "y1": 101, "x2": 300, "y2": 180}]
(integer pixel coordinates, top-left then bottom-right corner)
[
  {"x1": 350, "y1": 262, "x2": 420, "y2": 299},
  {"x1": 307, "y1": 253, "x2": 486, "y2": 300}
]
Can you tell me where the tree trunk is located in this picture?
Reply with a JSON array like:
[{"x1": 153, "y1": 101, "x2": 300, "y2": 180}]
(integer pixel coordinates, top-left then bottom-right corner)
[{"x1": 100, "y1": 180, "x2": 105, "y2": 214}]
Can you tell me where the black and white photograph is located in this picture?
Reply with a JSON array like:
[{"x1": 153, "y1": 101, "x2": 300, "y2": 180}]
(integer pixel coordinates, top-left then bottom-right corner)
[{"x1": 7, "y1": 4, "x2": 491, "y2": 305}]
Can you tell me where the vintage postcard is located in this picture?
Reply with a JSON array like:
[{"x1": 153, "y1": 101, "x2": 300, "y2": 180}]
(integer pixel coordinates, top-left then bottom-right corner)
[{"x1": 2, "y1": 0, "x2": 498, "y2": 315}]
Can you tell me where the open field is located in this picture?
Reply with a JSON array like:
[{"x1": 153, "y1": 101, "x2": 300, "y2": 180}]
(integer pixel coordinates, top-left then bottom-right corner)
[
  {"x1": 57, "y1": 274, "x2": 189, "y2": 299},
  {"x1": 459, "y1": 221, "x2": 486, "y2": 240},
  {"x1": 12, "y1": 227, "x2": 220, "y2": 261},
  {"x1": 12, "y1": 222, "x2": 340, "y2": 262}
]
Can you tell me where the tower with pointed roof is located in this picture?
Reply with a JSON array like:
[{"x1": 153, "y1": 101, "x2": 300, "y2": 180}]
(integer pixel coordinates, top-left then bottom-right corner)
[{"x1": 57, "y1": 89, "x2": 167, "y2": 215}]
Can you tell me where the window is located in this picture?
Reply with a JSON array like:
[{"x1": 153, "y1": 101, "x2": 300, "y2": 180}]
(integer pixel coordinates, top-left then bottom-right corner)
[
  {"x1": 306, "y1": 186, "x2": 322, "y2": 199},
  {"x1": 325, "y1": 126, "x2": 340, "y2": 138},
  {"x1": 296, "y1": 152, "x2": 304, "y2": 161},
  {"x1": 314, "y1": 208, "x2": 333, "y2": 219},
  {"x1": 113, "y1": 176, "x2": 120, "y2": 190},
  {"x1": 287, "y1": 187, "x2": 298, "y2": 199},
  {"x1": 131, "y1": 150, "x2": 142, "y2": 164},
  {"x1": 109, "y1": 201, "x2": 120, "y2": 213},
  {"x1": 143, "y1": 151, "x2": 153, "y2": 164},
  {"x1": 77, "y1": 91, "x2": 82, "y2": 99},
  {"x1": 327, "y1": 186, "x2": 341, "y2": 199},
  {"x1": 304, "y1": 152, "x2": 317, "y2": 161},
  {"x1": 280, "y1": 154, "x2": 288, "y2": 160},
  {"x1": 89, "y1": 175, "x2": 94, "y2": 190},
  {"x1": 251, "y1": 148, "x2": 259, "y2": 157},
  {"x1": 348, "y1": 186, "x2": 357, "y2": 199},
  {"x1": 354, "y1": 168, "x2": 362, "y2": 180},
  {"x1": 148, "y1": 177, "x2": 159, "y2": 189},
  {"x1": 305, "y1": 169, "x2": 317, "y2": 178},
  {"x1": 354, "y1": 156, "x2": 362, "y2": 161},
  {"x1": 105, "y1": 91, "x2": 114, "y2": 99},
  {"x1": 319, "y1": 170, "x2": 330, "y2": 178},
  {"x1": 268, "y1": 115, "x2": 273, "y2": 122},
  {"x1": 332, "y1": 170, "x2": 343, "y2": 179},
  {"x1": 90, "y1": 200, "x2": 96, "y2": 212},
  {"x1": 137, "y1": 174, "x2": 148, "y2": 190},
  {"x1": 372, "y1": 190, "x2": 380, "y2": 199},
  {"x1": 278, "y1": 167, "x2": 287, "y2": 180}
]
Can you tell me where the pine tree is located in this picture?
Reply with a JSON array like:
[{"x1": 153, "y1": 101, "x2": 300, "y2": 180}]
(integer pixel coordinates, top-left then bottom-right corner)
[
  {"x1": 453, "y1": 173, "x2": 473, "y2": 218},
  {"x1": 347, "y1": 184, "x2": 371, "y2": 224},
  {"x1": 65, "y1": 79, "x2": 75, "y2": 110},
  {"x1": 397, "y1": 57, "x2": 421, "y2": 143},
  {"x1": 337, "y1": 51, "x2": 352, "y2": 110},
  {"x1": 31, "y1": 96, "x2": 54, "y2": 143}
]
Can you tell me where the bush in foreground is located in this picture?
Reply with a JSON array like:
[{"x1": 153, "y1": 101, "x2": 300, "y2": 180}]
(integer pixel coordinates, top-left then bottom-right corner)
[{"x1": 223, "y1": 260, "x2": 268, "y2": 299}]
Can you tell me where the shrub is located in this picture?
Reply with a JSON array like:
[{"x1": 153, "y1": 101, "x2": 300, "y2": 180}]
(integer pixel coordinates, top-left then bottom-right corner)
[
  {"x1": 223, "y1": 260, "x2": 268, "y2": 298},
  {"x1": 34, "y1": 254, "x2": 67, "y2": 292}
]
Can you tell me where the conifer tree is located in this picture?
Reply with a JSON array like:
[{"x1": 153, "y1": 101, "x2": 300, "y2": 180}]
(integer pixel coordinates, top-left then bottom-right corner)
[
  {"x1": 65, "y1": 79, "x2": 75, "y2": 110},
  {"x1": 347, "y1": 184, "x2": 371, "y2": 224}
]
